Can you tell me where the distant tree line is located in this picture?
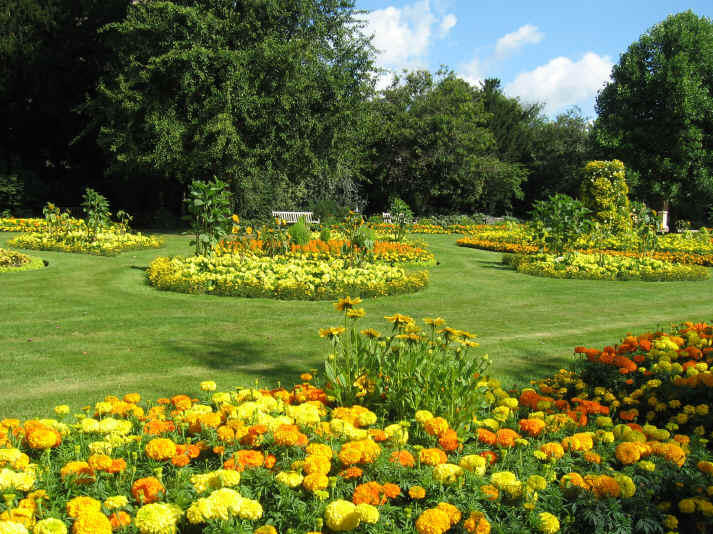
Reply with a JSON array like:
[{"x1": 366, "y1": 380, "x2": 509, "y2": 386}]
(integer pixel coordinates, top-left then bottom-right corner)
[{"x1": 1, "y1": 2, "x2": 712, "y2": 226}]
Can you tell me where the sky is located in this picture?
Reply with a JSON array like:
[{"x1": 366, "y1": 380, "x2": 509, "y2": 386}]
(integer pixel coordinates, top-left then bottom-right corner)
[{"x1": 354, "y1": 0, "x2": 713, "y2": 119}]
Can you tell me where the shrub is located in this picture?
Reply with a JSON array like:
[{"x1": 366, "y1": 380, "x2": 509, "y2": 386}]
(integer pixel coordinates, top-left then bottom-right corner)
[
  {"x1": 319, "y1": 226, "x2": 332, "y2": 242},
  {"x1": 288, "y1": 217, "x2": 311, "y2": 246},
  {"x1": 185, "y1": 178, "x2": 233, "y2": 256},
  {"x1": 0, "y1": 247, "x2": 44, "y2": 272},
  {"x1": 580, "y1": 160, "x2": 632, "y2": 233},
  {"x1": 530, "y1": 194, "x2": 592, "y2": 254},
  {"x1": 81, "y1": 188, "x2": 111, "y2": 241}
]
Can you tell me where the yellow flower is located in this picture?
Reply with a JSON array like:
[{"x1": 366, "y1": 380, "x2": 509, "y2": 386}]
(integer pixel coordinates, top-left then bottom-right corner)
[
  {"x1": 200, "y1": 381, "x2": 217, "y2": 392},
  {"x1": 324, "y1": 500, "x2": 360, "y2": 531},
  {"x1": 415, "y1": 508, "x2": 451, "y2": 534},
  {"x1": 355, "y1": 503, "x2": 379, "y2": 524},
  {"x1": 334, "y1": 296, "x2": 362, "y2": 311},
  {"x1": 537, "y1": 512, "x2": 560, "y2": 534},
  {"x1": 33, "y1": 518, "x2": 67, "y2": 534},
  {"x1": 134, "y1": 503, "x2": 183, "y2": 534},
  {"x1": 53, "y1": 406, "x2": 70, "y2": 416}
]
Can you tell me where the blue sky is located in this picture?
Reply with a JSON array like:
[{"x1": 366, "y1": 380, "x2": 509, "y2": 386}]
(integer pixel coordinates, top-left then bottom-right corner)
[{"x1": 355, "y1": 1, "x2": 713, "y2": 119}]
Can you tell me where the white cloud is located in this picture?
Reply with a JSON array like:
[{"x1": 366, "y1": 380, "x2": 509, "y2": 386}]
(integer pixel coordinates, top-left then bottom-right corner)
[
  {"x1": 460, "y1": 57, "x2": 484, "y2": 87},
  {"x1": 503, "y1": 52, "x2": 613, "y2": 115},
  {"x1": 495, "y1": 24, "x2": 544, "y2": 57},
  {"x1": 439, "y1": 14, "x2": 457, "y2": 37},
  {"x1": 363, "y1": 1, "x2": 457, "y2": 72}
]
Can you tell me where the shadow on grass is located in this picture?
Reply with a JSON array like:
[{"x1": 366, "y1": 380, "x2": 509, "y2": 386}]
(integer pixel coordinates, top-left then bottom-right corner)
[
  {"x1": 164, "y1": 337, "x2": 311, "y2": 386},
  {"x1": 474, "y1": 259, "x2": 512, "y2": 271},
  {"x1": 130, "y1": 265, "x2": 148, "y2": 271}
]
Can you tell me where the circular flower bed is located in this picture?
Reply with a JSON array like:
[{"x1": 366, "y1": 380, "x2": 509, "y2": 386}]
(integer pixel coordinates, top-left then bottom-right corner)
[
  {"x1": 504, "y1": 252, "x2": 710, "y2": 281},
  {"x1": 0, "y1": 311, "x2": 711, "y2": 534},
  {"x1": 0, "y1": 248, "x2": 45, "y2": 273},
  {"x1": 9, "y1": 229, "x2": 162, "y2": 256},
  {"x1": 147, "y1": 255, "x2": 429, "y2": 300}
]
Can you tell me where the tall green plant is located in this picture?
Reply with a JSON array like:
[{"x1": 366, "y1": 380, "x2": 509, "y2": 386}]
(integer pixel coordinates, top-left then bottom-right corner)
[
  {"x1": 580, "y1": 160, "x2": 631, "y2": 234},
  {"x1": 320, "y1": 298, "x2": 490, "y2": 431},
  {"x1": 185, "y1": 178, "x2": 233, "y2": 256},
  {"x1": 530, "y1": 194, "x2": 592, "y2": 255},
  {"x1": 81, "y1": 188, "x2": 111, "y2": 241}
]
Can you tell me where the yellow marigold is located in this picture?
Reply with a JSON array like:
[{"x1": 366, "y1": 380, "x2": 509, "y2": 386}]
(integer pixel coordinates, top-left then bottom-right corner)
[
  {"x1": 679, "y1": 498, "x2": 696, "y2": 514},
  {"x1": 72, "y1": 512, "x2": 111, "y2": 534},
  {"x1": 25, "y1": 427, "x2": 61, "y2": 450},
  {"x1": 305, "y1": 443, "x2": 333, "y2": 459},
  {"x1": 415, "y1": 508, "x2": 451, "y2": 534},
  {"x1": 66, "y1": 496, "x2": 101, "y2": 519},
  {"x1": 254, "y1": 527, "x2": 277, "y2": 534},
  {"x1": 537, "y1": 512, "x2": 560, "y2": 534},
  {"x1": 275, "y1": 470, "x2": 303, "y2": 488},
  {"x1": 303, "y1": 455, "x2": 331, "y2": 475},
  {"x1": 33, "y1": 518, "x2": 67, "y2": 534},
  {"x1": 415, "y1": 410, "x2": 434, "y2": 424},
  {"x1": 237, "y1": 498, "x2": 263, "y2": 521},
  {"x1": 355, "y1": 503, "x2": 379, "y2": 524},
  {"x1": 463, "y1": 511, "x2": 490, "y2": 534},
  {"x1": 699, "y1": 461, "x2": 713, "y2": 475},
  {"x1": 409, "y1": 486, "x2": 426, "y2": 499},
  {"x1": 433, "y1": 464, "x2": 464, "y2": 485},
  {"x1": 614, "y1": 442, "x2": 641, "y2": 465},
  {"x1": 134, "y1": 503, "x2": 183, "y2": 534},
  {"x1": 490, "y1": 471, "x2": 522, "y2": 498},
  {"x1": 0, "y1": 522, "x2": 28, "y2": 534},
  {"x1": 561, "y1": 432, "x2": 593, "y2": 453},
  {"x1": 103, "y1": 495, "x2": 129, "y2": 511},
  {"x1": 459, "y1": 455, "x2": 487, "y2": 476},
  {"x1": 419, "y1": 448, "x2": 447, "y2": 466},
  {"x1": 144, "y1": 438, "x2": 177, "y2": 462},
  {"x1": 87, "y1": 454, "x2": 113, "y2": 472},
  {"x1": 436, "y1": 503, "x2": 461, "y2": 526},
  {"x1": 424, "y1": 417, "x2": 450, "y2": 437},
  {"x1": 613, "y1": 473, "x2": 636, "y2": 498},
  {"x1": 324, "y1": 500, "x2": 360, "y2": 532},
  {"x1": 302, "y1": 473, "x2": 329, "y2": 492}
]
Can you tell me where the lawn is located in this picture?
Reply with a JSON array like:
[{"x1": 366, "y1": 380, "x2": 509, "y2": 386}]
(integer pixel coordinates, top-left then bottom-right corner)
[{"x1": 2, "y1": 231, "x2": 712, "y2": 419}]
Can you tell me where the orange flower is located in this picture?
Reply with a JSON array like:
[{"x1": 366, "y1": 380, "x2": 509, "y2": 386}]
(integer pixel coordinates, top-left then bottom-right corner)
[
  {"x1": 338, "y1": 466, "x2": 364, "y2": 479},
  {"x1": 583, "y1": 451, "x2": 601, "y2": 465},
  {"x1": 368, "y1": 429, "x2": 388, "y2": 442},
  {"x1": 109, "y1": 510, "x2": 132, "y2": 530},
  {"x1": 389, "y1": 450, "x2": 415, "y2": 468},
  {"x1": 495, "y1": 429, "x2": 520, "y2": 448},
  {"x1": 480, "y1": 484, "x2": 499, "y2": 501},
  {"x1": 518, "y1": 418, "x2": 546, "y2": 437},
  {"x1": 476, "y1": 428, "x2": 496, "y2": 445},
  {"x1": 143, "y1": 420, "x2": 175, "y2": 435},
  {"x1": 436, "y1": 502, "x2": 461, "y2": 527},
  {"x1": 463, "y1": 511, "x2": 490, "y2": 534},
  {"x1": 479, "y1": 450, "x2": 498, "y2": 465},
  {"x1": 170, "y1": 394, "x2": 192, "y2": 411},
  {"x1": 539, "y1": 442, "x2": 564, "y2": 460},
  {"x1": 353, "y1": 481, "x2": 385, "y2": 505},
  {"x1": 226, "y1": 449, "x2": 265, "y2": 471},
  {"x1": 264, "y1": 454, "x2": 277, "y2": 469},
  {"x1": 438, "y1": 429, "x2": 460, "y2": 451},
  {"x1": 131, "y1": 477, "x2": 165, "y2": 504},
  {"x1": 584, "y1": 474, "x2": 620, "y2": 498},
  {"x1": 424, "y1": 417, "x2": 450, "y2": 437},
  {"x1": 145, "y1": 438, "x2": 177, "y2": 461},
  {"x1": 60, "y1": 461, "x2": 95, "y2": 484},
  {"x1": 615, "y1": 442, "x2": 641, "y2": 465},
  {"x1": 382, "y1": 483, "x2": 401, "y2": 499}
]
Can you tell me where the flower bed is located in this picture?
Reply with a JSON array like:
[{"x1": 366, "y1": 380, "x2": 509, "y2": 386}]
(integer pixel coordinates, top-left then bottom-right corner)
[
  {"x1": 0, "y1": 307, "x2": 711, "y2": 534},
  {"x1": 0, "y1": 248, "x2": 45, "y2": 273},
  {"x1": 504, "y1": 252, "x2": 710, "y2": 281},
  {"x1": 9, "y1": 230, "x2": 162, "y2": 256},
  {"x1": 217, "y1": 239, "x2": 435, "y2": 266},
  {"x1": 0, "y1": 218, "x2": 53, "y2": 233},
  {"x1": 147, "y1": 255, "x2": 429, "y2": 300}
]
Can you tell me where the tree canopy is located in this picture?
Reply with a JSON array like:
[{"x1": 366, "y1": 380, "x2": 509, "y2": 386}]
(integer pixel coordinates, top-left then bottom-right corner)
[
  {"x1": 594, "y1": 10, "x2": 713, "y2": 222},
  {"x1": 89, "y1": 0, "x2": 374, "y2": 218}
]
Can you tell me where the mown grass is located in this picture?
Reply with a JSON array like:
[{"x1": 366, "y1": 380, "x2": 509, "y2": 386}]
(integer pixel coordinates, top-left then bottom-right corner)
[{"x1": 2, "y1": 231, "x2": 712, "y2": 420}]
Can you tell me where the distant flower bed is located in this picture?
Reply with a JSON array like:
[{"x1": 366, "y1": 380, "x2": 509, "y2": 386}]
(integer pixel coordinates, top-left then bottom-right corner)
[
  {"x1": 217, "y1": 238, "x2": 435, "y2": 266},
  {"x1": 370, "y1": 222, "x2": 482, "y2": 235},
  {"x1": 0, "y1": 248, "x2": 44, "y2": 273},
  {"x1": 0, "y1": 305, "x2": 711, "y2": 534},
  {"x1": 0, "y1": 217, "x2": 53, "y2": 233},
  {"x1": 9, "y1": 230, "x2": 162, "y2": 256},
  {"x1": 504, "y1": 252, "x2": 711, "y2": 281},
  {"x1": 147, "y1": 255, "x2": 429, "y2": 300}
]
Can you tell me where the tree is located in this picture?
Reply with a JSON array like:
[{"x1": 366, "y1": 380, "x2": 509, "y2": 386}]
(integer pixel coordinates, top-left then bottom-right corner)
[
  {"x1": 88, "y1": 0, "x2": 375, "y2": 218},
  {"x1": 0, "y1": 0, "x2": 131, "y2": 210},
  {"x1": 363, "y1": 70, "x2": 526, "y2": 215},
  {"x1": 594, "y1": 10, "x2": 713, "y2": 224}
]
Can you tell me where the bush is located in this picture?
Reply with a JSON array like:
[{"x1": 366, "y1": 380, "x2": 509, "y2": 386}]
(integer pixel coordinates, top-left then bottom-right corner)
[
  {"x1": 580, "y1": 160, "x2": 632, "y2": 233},
  {"x1": 319, "y1": 227, "x2": 332, "y2": 242},
  {"x1": 288, "y1": 217, "x2": 311, "y2": 246},
  {"x1": 530, "y1": 194, "x2": 592, "y2": 254},
  {"x1": 185, "y1": 178, "x2": 234, "y2": 256}
]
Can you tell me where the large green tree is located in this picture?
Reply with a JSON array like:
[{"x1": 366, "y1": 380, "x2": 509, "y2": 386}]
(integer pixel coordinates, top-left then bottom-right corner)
[
  {"x1": 0, "y1": 0, "x2": 130, "y2": 211},
  {"x1": 363, "y1": 70, "x2": 526, "y2": 215},
  {"x1": 594, "y1": 10, "x2": 713, "y2": 223},
  {"x1": 89, "y1": 0, "x2": 374, "y2": 218}
]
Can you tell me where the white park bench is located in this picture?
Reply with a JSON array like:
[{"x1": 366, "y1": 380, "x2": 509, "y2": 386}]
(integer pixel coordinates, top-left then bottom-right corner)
[
  {"x1": 382, "y1": 212, "x2": 393, "y2": 223},
  {"x1": 271, "y1": 211, "x2": 320, "y2": 224}
]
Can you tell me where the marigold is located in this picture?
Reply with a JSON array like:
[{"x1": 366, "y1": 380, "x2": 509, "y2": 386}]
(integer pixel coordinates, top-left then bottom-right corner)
[
  {"x1": 134, "y1": 503, "x2": 182, "y2": 534},
  {"x1": 409, "y1": 486, "x2": 426, "y2": 499},
  {"x1": 436, "y1": 502, "x2": 461, "y2": 526},
  {"x1": 476, "y1": 428, "x2": 496, "y2": 445},
  {"x1": 539, "y1": 442, "x2": 564, "y2": 460},
  {"x1": 33, "y1": 518, "x2": 67, "y2": 534},
  {"x1": 614, "y1": 442, "x2": 641, "y2": 465},
  {"x1": 537, "y1": 512, "x2": 560, "y2": 534},
  {"x1": 584, "y1": 474, "x2": 620, "y2": 499},
  {"x1": 66, "y1": 496, "x2": 101, "y2": 518},
  {"x1": 419, "y1": 448, "x2": 447, "y2": 466},
  {"x1": 463, "y1": 511, "x2": 490, "y2": 534},
  {"x1": 438, "y1": 429, "x2": 460, "y2": 451},
  {"x1": 145, "y1": 438, "x2": 177, "y2": 462},
  {"x1": 109, "y1": 511, "x2": 132, "y2": 530},
  {"x1": 72, "y1": 512, "x2": 111, "y2": 534},
  {"x1": 324, "y1": 500, "x2": 360, "y2": 531},
  {"x1": 131, "y1": 477, "x2": 165, "y2": 504},
  {"x1": 389, "y1": 450, "x2": 415, "y2": 467},
  {"x1": 519, "y1": 418, "x2": 546, "y2": 437},
  {"x1": 415, "y1": 508, "x2": 451, "y2": 534},
  {"x1": 495, "y1": 428, "x2": 520, "y2": 448},
  {"x1": 338, "y1": 466, "x2": 363, "y2": 479},
  {"x1": 424, "y1": 417, "x2": 450, "y2": 437},
  {"x1": 302, "y1": 473, "x2": 329, "y2": 492}
]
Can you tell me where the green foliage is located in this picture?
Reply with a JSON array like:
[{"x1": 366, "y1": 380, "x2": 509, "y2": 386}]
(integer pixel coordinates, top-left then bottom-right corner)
[
  {"x1": 0, "y1": 172, "x2": 23, "y2": 216},
  {"x1": 0, "y1": 248, "x2": 30, "y2": 268},
  {"x1": 319, "y1": 227, "x2": 332, "y2": 242},
  {"x1": 311, "y1": 198, "x2": 349, "y2": 224},
  {"x1": 364, "y1": 70, "x2": 525, "y2": 215},
  {"x1": 287, "y1": 217, "x2": 311, "y2": 246},
  {"x1": 580, "y1": 160, "x2": 631, "y2": 234},
  {"x1": 530, "y1": 194, "x2": 592, "y2": 255},
  {"x1": 322, "y1": 301, "x2": 489, "y2": 430},
  {"x1": 594, "y1": 11, "x2": 713, "y2": 223},
  {"x1": 90, "y1": 0, "x2": 374, "y2": 218},
  {"x1": 42, "y1": 203, "x2": 74, "y2": 238},
  {"x1": 389, "y1": 196, "x2": 412, "y2": 242},
  {"x1": 185, "y1": 178, "x2": 233, "y2": 256},
  {"x1": 629, "y1": 201, "x2": 660, "y2": 256},
  {"x1": 81, "y1": 188, "x2": 111, "y2": 241}
]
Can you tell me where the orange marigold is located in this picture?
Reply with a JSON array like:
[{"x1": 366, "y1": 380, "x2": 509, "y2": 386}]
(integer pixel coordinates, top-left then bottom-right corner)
[
  {"x1": 476, "y1": 428, "x2": 496, "y2": 445},
  {"x1": 415, "y1": 508, "x2": 451, "y2": 534},
  {"x1": 145, "y1": 438, "x2": 177, "y2": 461},
  {"x1": 424, "y1": 417, "x2": 450, "y2": 437},
  {"x1": 131, "y1": 477, "x2": 165, "y2": 504},
  {"x1": 389, "y1": 450, "x2": 416, "y2": 468},
  {"x1": 495, "y1": 429, "x2": 520, "y2": 448},
  {"x1": 338, "y1": 466, "x2": 364, "y2": 479},
  {"x1": 438, "y1": 429, "x2": 460, "y2": 451},
  {"x1": 109, "y1": 511, "x2": 132, "y2": 530},
  {"x1": 539, "y1": 442, "x2": 564, "y2": 460},
  {"x1": 584, "y1": 474, "x2": 620, "y2": 499},
  {"x1": 409, "y1": 486, "x2": 426, "y2": 499},
  {"x1": 464, "y1": 511, "x2": 490, "y2": 534},
  {"x1": 419, "y1": 448, "x2": 448, "y2": 466},
  {"x1": 518, "y1": 418, "x2": 546, "y2": 437},
  {"x1": 436, "y1": 502, "x2": 461, "y2": 526},
  {"x1": 615, "y1": 442, "x2": 641, "y2": 465}
]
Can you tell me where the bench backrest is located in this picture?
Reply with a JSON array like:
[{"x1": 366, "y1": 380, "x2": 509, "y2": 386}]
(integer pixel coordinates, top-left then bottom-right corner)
[{"x1": 271, "y1": 211, "x2": 320, "y2": 224}]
